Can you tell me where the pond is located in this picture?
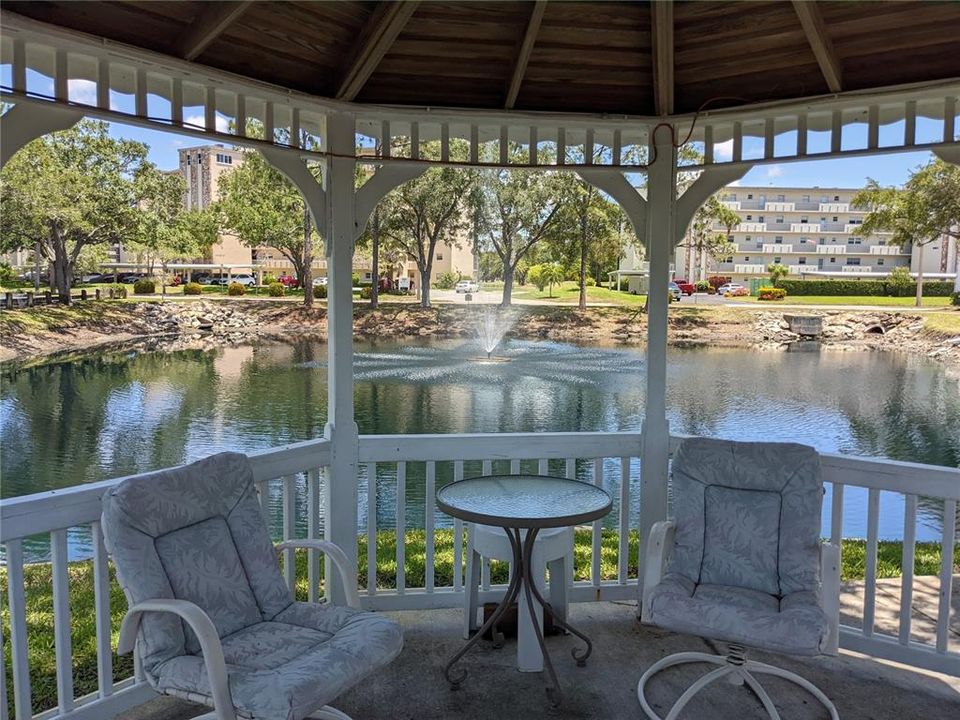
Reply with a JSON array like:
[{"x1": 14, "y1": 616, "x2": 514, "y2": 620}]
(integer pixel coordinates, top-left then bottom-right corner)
[{"x1": 2, "y1": 338, "x2": 958, "y2": 561}]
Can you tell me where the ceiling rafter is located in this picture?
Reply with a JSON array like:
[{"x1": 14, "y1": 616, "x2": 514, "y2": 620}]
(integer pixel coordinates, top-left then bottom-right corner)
[
  {"x1": 174, "y1": 1, "x2": 252, "y2": 61},
  {"x1": 651, "y1": 0, "x2": 674, "y2": 116},
  {"x1": 792, "y1": 0, "x2": 843, "y2": 93},
  {"x1": 505, "y1": 0, "x2": 548, "y2": 110},
  {"x1": 336, "y1": 1, "x2": 420, "y2": 102}
]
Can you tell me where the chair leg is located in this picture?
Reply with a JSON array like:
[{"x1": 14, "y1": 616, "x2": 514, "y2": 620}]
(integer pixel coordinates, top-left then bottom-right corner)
[
  {"x1": 463, "y1": 547, "x2": 481, "y2": 640},
  {"x1": 637, "y1": 650, "x2": 839, "y2": 720},
  {"x1": 307, "y1": 706, "x2": 354, "y2": 720}
]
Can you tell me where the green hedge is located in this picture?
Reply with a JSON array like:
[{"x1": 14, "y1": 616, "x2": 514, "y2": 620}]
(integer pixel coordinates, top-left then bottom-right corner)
[{"x1": 779, "y1": 279, "x2": 955, "y2": 297}]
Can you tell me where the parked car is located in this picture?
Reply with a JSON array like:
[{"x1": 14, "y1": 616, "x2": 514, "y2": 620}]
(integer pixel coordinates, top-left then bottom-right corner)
[
  {"x1": 118, "y1": 273, "x2": 144, "y2": 283},
  {"x1": 278, "y1": 274, "x2": 298, "y2": 288},
  {"x1": 668, "y1": 281, "x2": 682, "y2": 301},
  {"x1": 455, "y1": 280, "x2": 479, "y2": 293},
  {"x1": 227, "y1": 274, "x2": 256, "y2": 287},
  {"x1": 718, "y1": 283, "x2": 747, "y2": 296},
  {"x1": 673, "y1": 278, "x2": 696, "y2": 295},
  {"x1": 312, "y1": 276, "x2": 329, "y2": 287},
  {"x1": 198, "y1": 275, "x2": 221, "y2": 285}
]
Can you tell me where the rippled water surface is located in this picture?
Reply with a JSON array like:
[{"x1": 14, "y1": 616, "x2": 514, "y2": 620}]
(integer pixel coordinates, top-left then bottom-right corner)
[{"x1": 2, "y1": 338, "x2": 958, "y2": 559}]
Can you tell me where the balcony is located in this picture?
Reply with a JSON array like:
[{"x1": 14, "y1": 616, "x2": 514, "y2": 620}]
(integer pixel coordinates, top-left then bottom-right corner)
[
  {"x1": 845, "y1": 224, "x2": 865, "y2": 234},
  {"x1": 870, "y1": 245, "x2": 906, "y2": 256},
  {"x1": 791, "y1": 223, "x2": 821, "y2": 233},
  {"x1": 762, "y1": 244, "x2": 793, "y2": 253},
  {"x1": 795, "y1": 201, "x2": 822, "y2": 211},
  {"x1": 765, "y1": 202, "x2": 795, "y2": 212},
  {"x1": 818, "y1": 246, "x2": 848, "y2": 254},
  {"x1": 820, "y1": 203, "x2": 850, "y2": 213},
  {"x1": 2, "y1": 432, "x2": 957, "y2": 720},
  {"x1": 736, "y1": 222, "x2": 766, "y2": 233},
  {"x1": 734, "y1": 263, "x2": 765, "y2": 274},
  {"x1": 788, "y1": 264, "x2": 807, "y2": 274},
  {"x1": 841, "y1": 265, "x2": 873, "y2": 273},
  {"x1": 721, "y1": 200, "x2": 741, "y2": 210}
]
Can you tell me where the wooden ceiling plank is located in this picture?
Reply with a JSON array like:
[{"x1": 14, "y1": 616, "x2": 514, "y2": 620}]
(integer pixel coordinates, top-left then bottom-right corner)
[
  {"x1": 792, "y1": 0, "x2": 843, "y2": 93},
  {"x1": 336, "y1": 1, "x2": 421, "y2": 101},
  {"x1": 651, "y1": 0, "x2": 674, "y2": 115},
  {"x1": 174, "y1": 1, "x2": 253, "y2": 61},
  {"x1": 505, "y1": 0, "x2": 547, "y2": 109}
]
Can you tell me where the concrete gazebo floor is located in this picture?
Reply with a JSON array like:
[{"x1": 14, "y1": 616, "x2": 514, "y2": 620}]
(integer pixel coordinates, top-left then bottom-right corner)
[{"x1": 122, "y1": 602, "x2": 958, "y2": 720}]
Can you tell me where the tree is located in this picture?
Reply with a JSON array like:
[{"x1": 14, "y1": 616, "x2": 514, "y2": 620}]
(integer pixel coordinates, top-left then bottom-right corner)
[
  {"x1": 886, "y1": 265, "x2": 913, "y2": 295},
  {"x1": 217, "y1": 151, "x2": 318, "y2": 307},
  {"x1": 540, "y1": 261, "x2": 565, "y2": 298},
  {"x1": 377, "y1": 153, "x2": 478, "y2": 308},
  {"x1": 0, "y1": 120, "x2": 148, "y2": 302},
  {"x1": 680, "y1": 196, "x2": 740, "y2": 281},
  {"x1": 477, "y1": 163, "x2": 567, "y2": 307},
  {"x1": 854, "y1": 159, "x2": 960, "y2": 305},
  {"x1": 767, "y1": 262, "x2": 788, "y2": 287}
]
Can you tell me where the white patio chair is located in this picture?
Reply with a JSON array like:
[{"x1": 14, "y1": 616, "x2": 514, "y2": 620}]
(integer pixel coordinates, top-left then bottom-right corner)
[
  {"x1": 638, "y1": 438, "x2": 841, "y2": 720},
  {"x1": 464, "y1": 523, "x2": 573, "y2": 671},
  {"x1": 101, "y1": 451, "x2": 402, "y2": 720}
]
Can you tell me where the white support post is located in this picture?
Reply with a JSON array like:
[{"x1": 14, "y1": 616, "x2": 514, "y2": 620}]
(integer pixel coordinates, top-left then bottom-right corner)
[
  {"x1": 0, "y1": 102, "x2": 83, "y2": 169},
  {"x1": 638, "y1": 124, "x2": 675, "y2": 604},
  {"x1": 324, "y1": 111, "x2": 360, "y2": 606}
]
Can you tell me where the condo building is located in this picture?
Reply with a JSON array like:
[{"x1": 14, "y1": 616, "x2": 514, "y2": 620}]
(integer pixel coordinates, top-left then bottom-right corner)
[{"x1": 675, "y1": 186, "x2": 913, "y2": 282}]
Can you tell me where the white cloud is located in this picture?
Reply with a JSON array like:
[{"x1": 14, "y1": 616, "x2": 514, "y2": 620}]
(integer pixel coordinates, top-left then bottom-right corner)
[
  {"x1": 67, "y1": 79, "x2": 97, "y2": 105},
  {"x1": 714, "y1": 139, "x2": 734, "y2": 161},
  {"x1": 766, "y1": 165, "x2": 783, "y2": 179},
  {"x1": 184, "y1": 114, "x2": 229, "y2": 133}
]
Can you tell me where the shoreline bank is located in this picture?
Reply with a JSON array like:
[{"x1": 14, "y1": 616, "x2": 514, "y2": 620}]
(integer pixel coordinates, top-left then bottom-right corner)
[{"x1": 1, "y1": 299, "x2": 958, "y2": 369}]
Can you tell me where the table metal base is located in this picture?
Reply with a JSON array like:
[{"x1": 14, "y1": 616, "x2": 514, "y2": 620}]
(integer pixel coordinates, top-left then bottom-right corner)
[{"x1": 444, "y1": 527, "x2": 593, "y2": 705}]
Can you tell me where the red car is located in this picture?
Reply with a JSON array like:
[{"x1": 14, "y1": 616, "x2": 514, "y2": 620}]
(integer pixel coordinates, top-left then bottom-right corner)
[
  {"x1": 673, "y1": 279, "x2": 696, "y2": 295},
  {"x1": 278, "y1": 273, "x2": 298, "y2": 288}
]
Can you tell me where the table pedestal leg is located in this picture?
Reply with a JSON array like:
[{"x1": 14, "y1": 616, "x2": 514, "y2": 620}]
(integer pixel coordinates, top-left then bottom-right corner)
[
  {"x1": 444, "y1": 525, "x2": 595, "y2": 707},
  {"x1": 444, "y1": 526, "x2": 523, "y2": 689}
]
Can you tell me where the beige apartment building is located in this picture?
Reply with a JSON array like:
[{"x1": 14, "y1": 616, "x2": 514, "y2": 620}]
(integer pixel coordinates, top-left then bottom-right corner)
[
  {"x1": 170, "y1": 143, "x2": 476, "y2": 285},
  {"x1": 676, "y1": 186, "x2": 914, "y2": 282}
]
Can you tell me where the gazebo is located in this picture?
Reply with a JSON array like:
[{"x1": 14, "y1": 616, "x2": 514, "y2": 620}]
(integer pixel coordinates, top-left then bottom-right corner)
[{"x1": 1, "y1": 3, "x2": 959, "y2": 719}]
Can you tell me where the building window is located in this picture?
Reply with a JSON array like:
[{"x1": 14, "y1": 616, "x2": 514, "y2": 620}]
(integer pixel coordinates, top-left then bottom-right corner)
[
  {"x1": 847, "y1": 237, "x2": 862, "y2": 244},
  {"x1": 798, "y1": 257, "x2": 807, "y2": 265},
  {"x1": 848, "y1": 218, "x2": 861, "y2": 224},
  {"x1": 745, "y1": 236, "x2": 752, "y2": 242},
  {"x1": 436, "y1": 254, "x2": 443, "y2": 261},
  {"x1": 834, "y1": 195, "x2": 840, "y2": 201},
  {"x1": 774, "y1": 256, "x2": 782, "y2": 263},
  {"x1": 724, "y1": 256, "x2": 733, "y2": 263},
  {"x1": 878, "y1": 240, "x2": 886, "y2": 246},
  {"x1": 830, "y1": 257, "x2": 836, "y2": 263},
  {"x1": 847, "y1": 258, "x2": 861, "y2": 265},
  {"x1": 801, "y1": 216, "x2": 808, "y2": 223},
  {"x1": 777, "y1": 194, "x2": 785, "y2": 201},
  {"x1": 744, "y1": 256, "x2": 750, "y2": 262},
  {"x1": 747, "y1": 194, "x2": 753, "y2": 199},
  {"x1": 802, "y1": 195, "x2": 810, "y2": 202},
  {"x1": 746, "y1": 215, "x2": 752, "y2": 221},
  {"x1": 757, "y1": 216, "x2": 764, "y2": 223},
  {"x1": 877, "y1": 259, "x2": 885, "y2": 266},
  {"x1": 775, "y1": 237, "x2": 783, "y2": 244},
  {"x1": 832, "y1": 216, "x2": 838, "y2": 222},
  {"x1": 186, "y1": 156, "x2": 191, "y2": 165},
  {"x1": 215, "y1": 153, "x2": 233, "y2": 165},
  {"x1": 776, "y1": 217, "x2": 783, "y2": 223}
]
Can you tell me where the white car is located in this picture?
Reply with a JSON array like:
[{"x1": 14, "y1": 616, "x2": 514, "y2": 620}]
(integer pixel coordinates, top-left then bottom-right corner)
[
  {"x1": 455, "y1": 280, "x2": 479, "y2": 293},
  {"x1": 228, "y1": 274, "x2": 256, "y2": 287},
  {"x1": 718, "y1": 283, "x2": 746, "y2": 295},
  {"x1": 312, "y1": 276, "x2": 329, "y2": 286}
]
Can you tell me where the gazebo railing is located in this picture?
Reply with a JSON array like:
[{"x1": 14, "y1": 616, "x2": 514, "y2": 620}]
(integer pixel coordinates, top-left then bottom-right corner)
[{"x1": 1, "y1": 432, "x2": 958, "y2": 720}]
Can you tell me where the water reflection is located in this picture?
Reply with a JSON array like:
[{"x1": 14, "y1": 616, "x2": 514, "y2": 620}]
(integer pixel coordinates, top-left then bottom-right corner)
[{"x1": 2, "y1": 339, "x2": 958, "y2": 561}]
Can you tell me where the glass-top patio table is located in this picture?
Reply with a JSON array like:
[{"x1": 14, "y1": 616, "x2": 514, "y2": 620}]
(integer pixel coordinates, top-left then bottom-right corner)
[{"x1": 436, "y1": 474, "x2": 613, "y2": 704}]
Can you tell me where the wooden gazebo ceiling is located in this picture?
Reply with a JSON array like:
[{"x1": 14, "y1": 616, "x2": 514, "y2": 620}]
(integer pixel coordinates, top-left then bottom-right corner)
[{"x1": 5, "y1": 1, "x2": 960, "y2": 117}]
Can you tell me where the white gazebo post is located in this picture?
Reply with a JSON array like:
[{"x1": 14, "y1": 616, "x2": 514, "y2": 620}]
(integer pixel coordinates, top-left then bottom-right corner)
[{"x1": 638, "y1": 124, "x2": 675, "y2": 573}]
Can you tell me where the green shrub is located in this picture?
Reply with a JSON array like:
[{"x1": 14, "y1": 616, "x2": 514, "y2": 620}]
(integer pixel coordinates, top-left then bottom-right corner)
[
  {"x1": 585, "y1": 277, "x2": 596, "y2": 287},
  {"x1": 695, "y1": 280, "x2": 710, "y2": 292},
  {"x1": 886, "y1": 266, "x2": 913, "y2": 295},
  {"x1": 757, "y1": 286, "x2": 787, "y2": 301},
  {"x1": 360, "y1": 286, "x2": 373, "y2": 300},
  {"x1": 132, "y1": 278, "x2": 155, "y2": 294},
  {"x1": 351, "y1": 273, "x2": 361, "y2": 287},
  {"x1": 183, "y1": 282, "x2": 203, "y2": 295},
  {"x1": 262, "y1": 274, "x2": 277, "y2": 286},
  {"x1": 667, "y1": 290, "x2": 676, "y2": 303},
  {"x1": 618, "y1": 278, "x2": 629, "y2": 292},
  {"x1": 268, "y1": 282, "x2": 285, "y2": 297},
  {"x1": 778, "y1": 278, "x2": 954, "y2": 297},
  {"x1": 0, "y1": 262, "x2": 17, "y2": 285},
  {"x1": 434, "y1": 270, "x2": 458, "y2": 290},
  {"x1": 708, "y1": 276, "x2": 731, "y2": 291},
  {"x1": 227, "y1": 282, "x2": 246, "y2": 296},
  {"x1": 108, "y1": 283, "x2": 127, "y2": 299},
  {"x1": 313, "y1": 284, "x2": 327, "y2": 299},
  {"x1": 951, "y1": 291, "x2": 960, "y2": 306}
]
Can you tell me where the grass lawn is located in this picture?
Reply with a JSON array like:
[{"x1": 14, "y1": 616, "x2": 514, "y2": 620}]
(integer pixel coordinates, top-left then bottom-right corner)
[
  {"x1": 923, "y1": 310, "x2": 960, "y2": 334},
  {"x1": 512, "y1": 281, "x2": 646, "y2": 306},
  {"x1": 3, "y1": 531, "x2": 955, "y2": 716},
  {"x1": 727, "y1": 295, "x2": 952, "y2": 307}
]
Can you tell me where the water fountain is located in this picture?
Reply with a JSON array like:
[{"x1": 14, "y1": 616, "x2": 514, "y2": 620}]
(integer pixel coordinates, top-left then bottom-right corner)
[{"x1": 473, "y1": 306, "x2": 514, "y2": 362}]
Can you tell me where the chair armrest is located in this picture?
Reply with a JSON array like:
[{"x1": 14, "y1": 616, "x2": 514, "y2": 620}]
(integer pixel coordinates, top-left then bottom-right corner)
[
  {"x1": 275, "y1": 540, "x2": 361, "y2": 609},
  {"x1": 118, "y1": 598, "x2": 237, "y2": 720},
  {"x1": 820, "y1": 542, "x2": 841, "y2": 656},
  {"x1": 641, "y1": 520, "x2": 676, "y2": 623}
]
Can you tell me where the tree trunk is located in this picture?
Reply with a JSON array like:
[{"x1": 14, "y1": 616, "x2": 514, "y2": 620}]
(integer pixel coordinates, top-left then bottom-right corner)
[
  {"x1": 302, "y1": 209, "x2": 314, "y2": 308},
  {"x1": 501, "y1": 266, "x2": 514, "y2": 307},
  {"x1": 579, "y1": 203, "x2": 588, "y2": 310},
  {"x1": 419, "y1": 262, "x2": 431, "y2": 307},
  {"x1": 370, "y1": 207, "x2": 380, "y2": 308},
  {"x1": 49, "y1": 223, "x2": 72, "y2": 304},
  {"x1": 915, "y1": 242, "x2": 925, "y2": 308},
  {"x1": 953, "y1": 237, "x2": 960, "y2": 293}
]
